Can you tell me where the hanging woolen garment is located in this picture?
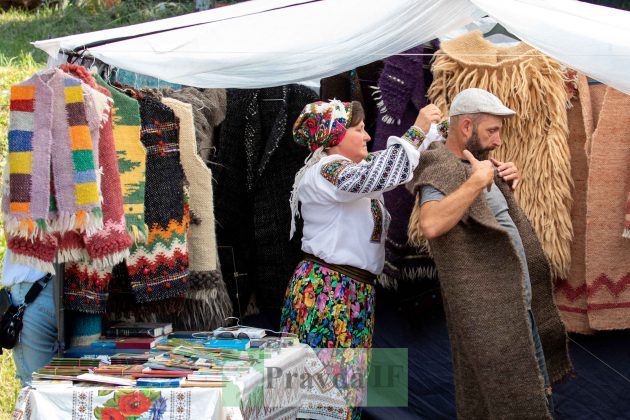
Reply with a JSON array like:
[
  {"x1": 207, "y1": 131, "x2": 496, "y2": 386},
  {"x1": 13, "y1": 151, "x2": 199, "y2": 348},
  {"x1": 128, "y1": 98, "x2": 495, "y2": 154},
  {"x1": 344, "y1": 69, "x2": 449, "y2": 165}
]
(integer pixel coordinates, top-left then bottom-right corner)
[
  {"x1": 58, "y1": 65, "x2": 131, "y2": 314},
  {"x1": 428, "y1": 31, "x2": 573, "y2": 279},
  {"x1": 60, "y1": 64, "x2": 132, "y2": 266},
  {"x1": 214, "y1": 85, "x2": 317, "y2": 317},
  {"x1": 8, "y1": 82, "x2": 111, "y2": 271},
  {"x1": 174, "y1": 87, "x2": 226, "y2": 162},
  {"x1": 3, "y1": 68, "x2": 103, "y2": 240},
  {"x1": 54, "y1": 83, "x2": 112, "y2": 264},
  {"x1": 583, "y1": 86, "x2": 630, "y2": 330},
  {"x1": 125, "y1": 93, "x2": 190, "y2": 303},
  {"x1": 3, "y1": 69, "x2": 105, "y2": 272},
  {"x1": 95, "y1": 75, "x2": 148, "y2": 243},
  {"x1": 161, "y1": 97, "x2": 231, "y2": 330},
  {"x1": 372, "y1": 43, "x2": 438, "y2": 289},
  {"x1": 553, "y1": 74, "x2": 592, "y2": 334}
]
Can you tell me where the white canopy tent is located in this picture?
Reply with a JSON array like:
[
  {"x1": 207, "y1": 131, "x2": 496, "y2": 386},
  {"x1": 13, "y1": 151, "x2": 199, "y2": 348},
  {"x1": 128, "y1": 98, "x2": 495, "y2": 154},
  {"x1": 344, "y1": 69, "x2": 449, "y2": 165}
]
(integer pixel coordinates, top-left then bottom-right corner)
[{"x1": 33, "y1": 0, "x2": 630, "y2": 95}]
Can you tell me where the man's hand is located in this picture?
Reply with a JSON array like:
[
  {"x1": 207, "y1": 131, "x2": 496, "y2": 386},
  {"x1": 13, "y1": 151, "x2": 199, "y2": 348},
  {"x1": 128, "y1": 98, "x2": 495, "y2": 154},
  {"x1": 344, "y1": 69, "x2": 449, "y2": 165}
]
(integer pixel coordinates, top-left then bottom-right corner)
[
  {"x1": 490, "y1": 158, "x2": 520, "y2": 190},
  {"x1": 414, "y1": 104, "x2": 442, "y2": 134},
  {"x1": 463, "y1": 150, "x2": 494, "y2": 192}
]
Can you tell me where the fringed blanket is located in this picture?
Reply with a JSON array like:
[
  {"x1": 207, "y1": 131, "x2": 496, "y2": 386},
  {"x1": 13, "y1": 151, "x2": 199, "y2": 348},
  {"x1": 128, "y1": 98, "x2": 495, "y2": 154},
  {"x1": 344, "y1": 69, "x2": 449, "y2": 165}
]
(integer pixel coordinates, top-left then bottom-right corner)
[{"x1": 428, "y1": 31, "x2": 573, "y2": 279}]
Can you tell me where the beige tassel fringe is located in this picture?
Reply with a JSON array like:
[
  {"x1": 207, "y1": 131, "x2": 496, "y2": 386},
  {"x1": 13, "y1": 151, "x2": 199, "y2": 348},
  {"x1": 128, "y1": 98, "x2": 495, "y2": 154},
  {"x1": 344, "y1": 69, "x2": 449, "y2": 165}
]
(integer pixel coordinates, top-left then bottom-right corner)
[{"x1": 426, "y1": 31, "x2": 574, "y2": 279}]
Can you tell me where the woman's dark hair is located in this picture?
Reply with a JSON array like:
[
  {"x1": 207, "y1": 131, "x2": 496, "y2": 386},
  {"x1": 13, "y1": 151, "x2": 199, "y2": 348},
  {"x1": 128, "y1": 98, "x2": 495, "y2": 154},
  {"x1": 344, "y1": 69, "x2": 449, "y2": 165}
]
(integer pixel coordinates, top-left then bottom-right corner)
[{"x1": 349, "y1": 101, "x2": 365, "y2": 127}]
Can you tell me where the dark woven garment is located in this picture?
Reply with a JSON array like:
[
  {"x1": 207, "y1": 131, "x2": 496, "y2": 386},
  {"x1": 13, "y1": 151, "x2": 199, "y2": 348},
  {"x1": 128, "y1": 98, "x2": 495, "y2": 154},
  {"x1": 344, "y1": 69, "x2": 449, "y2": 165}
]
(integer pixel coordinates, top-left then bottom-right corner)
[
  {"x1": 407, "y1": 142, "x2": 572, "y2": 419},
  {"x1": 372, "y1": 43, "x2": 439, "y2": 289},
  {"x1": 214, "y1": 85, "x2": 317, "y2": 316},
  {"x1": 320, "y1": 70, "x2": 363, "y2": 103},
  {"x1": 124, "y1": 93, "x2": 189, "y2": 303}
]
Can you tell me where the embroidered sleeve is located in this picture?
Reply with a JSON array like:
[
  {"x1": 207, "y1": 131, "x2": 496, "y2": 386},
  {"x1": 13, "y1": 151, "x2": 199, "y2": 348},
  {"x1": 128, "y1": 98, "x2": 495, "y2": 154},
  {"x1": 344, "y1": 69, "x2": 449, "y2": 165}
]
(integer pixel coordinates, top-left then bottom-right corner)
[
  {"x1": 400, "y1": 126, "x2": 426, "y2": 148},
  {"x1": 320, "y1": 143, "x2": 412, "y2": 194}
]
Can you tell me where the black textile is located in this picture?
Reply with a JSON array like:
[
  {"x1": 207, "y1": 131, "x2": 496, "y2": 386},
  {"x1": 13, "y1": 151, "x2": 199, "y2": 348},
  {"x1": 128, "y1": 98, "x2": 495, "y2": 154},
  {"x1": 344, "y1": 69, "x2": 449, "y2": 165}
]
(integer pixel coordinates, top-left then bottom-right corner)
[{"x1": 214, "y1": 85, "x2": 317, "y2": 316}]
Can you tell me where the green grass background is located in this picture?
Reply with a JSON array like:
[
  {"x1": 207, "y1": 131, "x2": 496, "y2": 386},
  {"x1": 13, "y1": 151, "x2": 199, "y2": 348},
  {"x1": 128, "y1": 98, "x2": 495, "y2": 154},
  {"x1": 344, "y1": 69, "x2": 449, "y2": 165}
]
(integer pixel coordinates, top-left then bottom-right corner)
[{"x1": 0, "y1": 2, "x2": 195, "y2": 417}]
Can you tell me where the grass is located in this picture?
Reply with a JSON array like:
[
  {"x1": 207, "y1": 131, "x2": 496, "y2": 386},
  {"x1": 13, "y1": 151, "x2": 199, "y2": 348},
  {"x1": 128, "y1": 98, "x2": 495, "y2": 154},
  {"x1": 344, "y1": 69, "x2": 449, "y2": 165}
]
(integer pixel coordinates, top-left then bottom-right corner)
[{"x1": 0, "y1": 1, "x2": 195, "y2": 417}]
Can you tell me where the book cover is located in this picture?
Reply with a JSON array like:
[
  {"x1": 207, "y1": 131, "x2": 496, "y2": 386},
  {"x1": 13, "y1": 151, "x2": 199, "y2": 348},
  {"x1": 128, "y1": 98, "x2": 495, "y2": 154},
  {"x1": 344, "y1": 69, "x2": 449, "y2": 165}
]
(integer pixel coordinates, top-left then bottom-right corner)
[
  {"x1": 106, "y1": 322, "x2": 173, "y2": 338},
  {"x1": 204, "y1": 339, "x2": 250, "y2": 350},
  {"x1": 114, "y1": 337, "x2": 161, "y2": 349}
]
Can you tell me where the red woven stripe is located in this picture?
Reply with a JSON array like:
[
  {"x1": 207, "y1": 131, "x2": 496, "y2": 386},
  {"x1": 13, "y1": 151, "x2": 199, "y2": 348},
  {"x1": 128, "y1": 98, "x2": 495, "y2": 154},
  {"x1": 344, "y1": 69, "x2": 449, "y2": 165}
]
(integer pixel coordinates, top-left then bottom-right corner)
[{"x1": 10, "y1": 99, "x2": 34, "y2": 112}]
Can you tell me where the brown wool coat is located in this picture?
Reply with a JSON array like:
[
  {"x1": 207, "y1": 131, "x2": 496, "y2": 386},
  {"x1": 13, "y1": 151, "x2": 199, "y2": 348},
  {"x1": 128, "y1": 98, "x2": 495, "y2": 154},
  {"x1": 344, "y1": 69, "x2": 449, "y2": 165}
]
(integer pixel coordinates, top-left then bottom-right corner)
[{"x1": 407, "y1": 142, "x2": 572, "y2": 419}]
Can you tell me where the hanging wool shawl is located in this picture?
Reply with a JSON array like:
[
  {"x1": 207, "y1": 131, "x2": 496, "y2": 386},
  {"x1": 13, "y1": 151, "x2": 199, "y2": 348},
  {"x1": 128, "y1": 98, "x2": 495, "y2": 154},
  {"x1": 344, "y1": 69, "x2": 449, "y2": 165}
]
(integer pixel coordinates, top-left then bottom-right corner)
[
  {"x1": 553, "y1": 74, "x2": 592, "y2": 334},
  {"x1": 3, "y1": 69, "x2": 110, "y2": 272},
  {"x1": 427, "y1": 31, "x2": 573, "y2": 279},
  {"x1": 582, "y1": 86, "x2": 630, "y2": 330},
  {"x1": 161, "y1": 96, "x2": 231, "y2": 329},
  {"x1": 372, "y1": 44, "x2": 438, "y2": 288},
  {"x1": 215, "y1": 85, "x2": 317, "y2": 316},
  {"x1": 58, "y1": 64, "x2": 132, "y2": 314},
  {"x1": 59, "y1": 64, "x2": 132, "y2": 266},
  {"x1": 95, "y1": 74, "x2": 148, "y2": 243},
  {"x1": 125, "y1": 93, "x2": 189, "y2": 303},
  {"x1": 3, "y1": 68, "x2": 103, "y2": 240}
]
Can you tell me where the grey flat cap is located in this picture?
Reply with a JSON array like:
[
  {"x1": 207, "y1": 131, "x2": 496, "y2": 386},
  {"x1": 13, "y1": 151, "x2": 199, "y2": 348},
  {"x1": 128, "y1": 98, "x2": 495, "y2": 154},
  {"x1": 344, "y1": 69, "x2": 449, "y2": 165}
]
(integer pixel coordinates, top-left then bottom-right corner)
[{"x1": 449, "y1": 88, "x2": 516, "y2": 117}]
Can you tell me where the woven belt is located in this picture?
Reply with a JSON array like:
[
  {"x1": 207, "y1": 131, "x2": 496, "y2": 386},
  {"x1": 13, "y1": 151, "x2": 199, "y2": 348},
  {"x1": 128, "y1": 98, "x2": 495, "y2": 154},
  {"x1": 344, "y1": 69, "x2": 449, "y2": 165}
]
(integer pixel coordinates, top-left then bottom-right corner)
[{"x1": 303, "y1": 253, "x2": 377, "y2": 286}]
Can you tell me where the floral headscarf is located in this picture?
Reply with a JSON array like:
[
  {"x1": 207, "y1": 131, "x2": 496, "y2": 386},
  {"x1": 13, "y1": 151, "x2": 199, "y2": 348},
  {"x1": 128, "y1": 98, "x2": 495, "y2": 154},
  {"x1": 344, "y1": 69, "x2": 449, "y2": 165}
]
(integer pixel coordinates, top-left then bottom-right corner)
[{"x1": 293, "y1": 99, "x2": 353, "y2": 151}]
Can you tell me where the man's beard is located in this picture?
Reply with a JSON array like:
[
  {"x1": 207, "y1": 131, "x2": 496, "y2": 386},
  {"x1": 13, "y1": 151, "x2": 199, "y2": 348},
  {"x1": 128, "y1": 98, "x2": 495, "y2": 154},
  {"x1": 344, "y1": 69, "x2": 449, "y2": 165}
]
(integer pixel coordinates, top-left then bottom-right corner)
[{"x1": 464, "y1": 127, "x2": 491, "y2": 160}]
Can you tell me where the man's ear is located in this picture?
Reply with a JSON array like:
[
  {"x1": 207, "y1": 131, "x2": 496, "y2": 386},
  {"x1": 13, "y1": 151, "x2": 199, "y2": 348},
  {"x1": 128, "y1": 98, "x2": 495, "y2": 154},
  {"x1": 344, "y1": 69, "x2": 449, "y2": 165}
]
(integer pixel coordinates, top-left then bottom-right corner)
[{"x1": 460, "y1": 117, "x2": 473, "y2": 138}]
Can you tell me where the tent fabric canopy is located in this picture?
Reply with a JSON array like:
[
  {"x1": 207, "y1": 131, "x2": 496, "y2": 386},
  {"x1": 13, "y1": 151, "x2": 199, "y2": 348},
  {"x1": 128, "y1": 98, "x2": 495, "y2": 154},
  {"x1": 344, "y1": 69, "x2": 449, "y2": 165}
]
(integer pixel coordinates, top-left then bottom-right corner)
[{"x1": 34, "y1": 0, "x2": 630, "y2": 94}]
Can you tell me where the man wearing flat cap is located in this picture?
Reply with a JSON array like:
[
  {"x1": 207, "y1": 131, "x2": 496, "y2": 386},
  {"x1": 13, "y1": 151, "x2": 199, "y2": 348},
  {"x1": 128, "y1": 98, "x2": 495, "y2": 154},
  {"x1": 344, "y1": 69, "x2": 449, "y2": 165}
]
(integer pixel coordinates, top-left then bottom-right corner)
[{"x1": 407, "y1": 88, "x2": 572, "y2": 419}]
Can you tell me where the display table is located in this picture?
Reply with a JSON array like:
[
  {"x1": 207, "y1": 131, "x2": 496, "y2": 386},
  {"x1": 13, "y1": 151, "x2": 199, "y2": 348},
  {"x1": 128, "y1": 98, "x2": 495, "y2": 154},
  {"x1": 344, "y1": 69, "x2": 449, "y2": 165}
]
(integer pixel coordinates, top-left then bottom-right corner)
[{"x1": 13, "y1": 345, "x2": 348, "y2": 420}]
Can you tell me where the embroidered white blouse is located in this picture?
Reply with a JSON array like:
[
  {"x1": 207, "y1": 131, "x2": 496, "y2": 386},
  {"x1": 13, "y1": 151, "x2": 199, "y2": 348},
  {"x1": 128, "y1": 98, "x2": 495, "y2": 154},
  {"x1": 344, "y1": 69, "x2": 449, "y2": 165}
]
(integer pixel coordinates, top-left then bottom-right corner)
[{"x1": 298, "y1": 125, "x2": 437, "y2": 275}]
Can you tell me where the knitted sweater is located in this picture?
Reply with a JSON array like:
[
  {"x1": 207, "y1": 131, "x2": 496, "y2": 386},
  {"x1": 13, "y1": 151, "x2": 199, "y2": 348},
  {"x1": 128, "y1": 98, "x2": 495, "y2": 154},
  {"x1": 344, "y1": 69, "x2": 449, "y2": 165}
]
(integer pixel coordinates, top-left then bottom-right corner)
[{"x1": 407, "y1": 142, "x2": 572, "y2": 419}]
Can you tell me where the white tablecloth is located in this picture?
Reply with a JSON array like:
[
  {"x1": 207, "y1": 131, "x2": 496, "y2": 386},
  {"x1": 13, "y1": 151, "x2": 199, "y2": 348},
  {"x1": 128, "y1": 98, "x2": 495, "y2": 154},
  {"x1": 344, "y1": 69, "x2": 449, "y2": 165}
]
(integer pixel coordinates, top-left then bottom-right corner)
[{"x1": 13, "y1": 344, "x2": 348, "y2": 420}]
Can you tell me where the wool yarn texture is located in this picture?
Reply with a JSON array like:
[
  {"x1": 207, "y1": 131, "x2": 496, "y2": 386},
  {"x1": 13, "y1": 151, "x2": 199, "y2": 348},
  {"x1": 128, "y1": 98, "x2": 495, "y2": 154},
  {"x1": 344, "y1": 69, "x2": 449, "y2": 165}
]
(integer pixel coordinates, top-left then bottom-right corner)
[
  {"x1": 3, "y1": 68, "x2": 103, "y2": 240},
  {"x1": 160, "y1": 96, "x2": 219, "y2": 273},
  {"x1": 160, "y1": 96, "x2": 231, "y2": 329},
  {"x1": 94, "y1": 75, "x2": 148, "y2": 243},
  {"x1": 57, "y1": 65, "x2": 132, "y2": 313},
  {"x1": 408, "y1": 142, "x2": 571, "y2": 419},
  {"x1": 124, "y1": 93, "x2": 190, "y2": 304},
  {"x1": 553, "y1": 74, "x2": 592, "y2": 333},
  {"x1": 582, "y1": 86, "x2": 630, "y2": 330},
  {"x1": 371, "y1": 43, "x2": 438, "y2": 289},
  {"x1": 428, "y1": 31, "x2": 573, "y2": 279},
  {"x1": 3, "y1": 69, "x2": 107, "y2": 272},
  {"x1": 214, "y1": 85, "x2": 317, "y2": 314},
  {"x1": 59, "y1": 64, "x2": 132, "y2": 267}
]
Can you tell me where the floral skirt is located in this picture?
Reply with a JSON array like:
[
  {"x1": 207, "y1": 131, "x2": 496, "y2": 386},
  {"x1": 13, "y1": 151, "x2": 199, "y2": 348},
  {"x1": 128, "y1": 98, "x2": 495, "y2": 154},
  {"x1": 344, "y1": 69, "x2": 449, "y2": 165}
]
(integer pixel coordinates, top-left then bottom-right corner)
[{"x1": 280, "y1": 260, "x2": 376, "y2": 419}]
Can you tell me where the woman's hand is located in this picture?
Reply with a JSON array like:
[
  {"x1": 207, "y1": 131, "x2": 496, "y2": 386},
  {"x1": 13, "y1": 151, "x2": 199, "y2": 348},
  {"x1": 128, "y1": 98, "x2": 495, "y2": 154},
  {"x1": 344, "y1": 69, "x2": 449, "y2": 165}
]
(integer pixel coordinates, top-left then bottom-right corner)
[
  {"x1": 490, "y1": 158, "x2": 520, "y2": 190},
  {"x1": 414, "y1": 104, "x2": 442, "y2": 134}
]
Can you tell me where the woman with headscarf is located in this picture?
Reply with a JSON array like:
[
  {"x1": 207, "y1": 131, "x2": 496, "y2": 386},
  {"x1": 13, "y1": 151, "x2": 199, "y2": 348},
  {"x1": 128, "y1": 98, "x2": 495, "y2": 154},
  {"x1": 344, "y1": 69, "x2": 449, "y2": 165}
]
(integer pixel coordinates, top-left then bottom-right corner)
[{"x1": 281, "y1": 99, "x2": 441, "y2": 418}]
